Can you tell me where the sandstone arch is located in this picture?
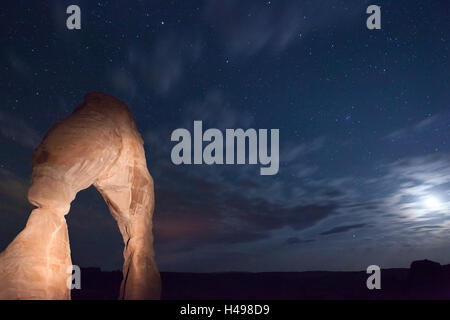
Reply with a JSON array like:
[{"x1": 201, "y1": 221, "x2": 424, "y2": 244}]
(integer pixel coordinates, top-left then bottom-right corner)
[{"x1": 0, "y1": 93, "x2": 161, "y2": 300}]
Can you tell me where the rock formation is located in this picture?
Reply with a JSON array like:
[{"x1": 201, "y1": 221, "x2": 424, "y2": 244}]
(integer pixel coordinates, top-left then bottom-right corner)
[{"x1": 0, "y1": 93, "x2": 161, "y2": 300}]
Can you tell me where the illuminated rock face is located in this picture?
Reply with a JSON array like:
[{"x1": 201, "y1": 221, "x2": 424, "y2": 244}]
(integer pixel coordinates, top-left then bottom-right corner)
[{"x1": 0, "y1": 93, "x2": 161, "y2": 300}]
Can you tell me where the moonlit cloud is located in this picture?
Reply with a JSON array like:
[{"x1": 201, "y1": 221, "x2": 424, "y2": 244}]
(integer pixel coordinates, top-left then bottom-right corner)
[{"x1": 0, "y1": 111, "x2": 41, "y2": 149}]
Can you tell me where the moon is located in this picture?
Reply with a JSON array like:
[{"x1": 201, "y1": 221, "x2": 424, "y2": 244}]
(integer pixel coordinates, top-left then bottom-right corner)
[{"x1": 424, "y1": 196, "x2": 441, "y2": 210}]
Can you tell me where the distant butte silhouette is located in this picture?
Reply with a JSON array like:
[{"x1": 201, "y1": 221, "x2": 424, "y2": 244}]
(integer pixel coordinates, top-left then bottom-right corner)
[{"x1": 0, "y1": 93, "x2": 161, "y2": 300}]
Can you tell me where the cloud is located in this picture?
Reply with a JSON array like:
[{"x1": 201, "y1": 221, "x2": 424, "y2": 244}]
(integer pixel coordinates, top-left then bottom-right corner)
[
  {"x1": 411, "y1": 225, "x2": 443, "y2": 231},
  {"x1": 6, "y1": 51, "x2": 31, "y2": 78},
  {"x1": 183, "y1": 89, "x2": 254, "y2": 129},
  {"x1": 153, "y1": 164, "x2": 341, "y2": 248},
  {"x1": 320, "y1": 223, "x2": 367, "y2": 235},
  {"x1": 387, "y1": 153, "x2": 450, "y2": 188},
  {"x1": 0, "y1": 168, "x2": 30, "y2": 210},
  {"x1": 282, "y1": 137, "x2": 325, "y2": 163},
  {"x1": 203, "y1": 0, "x2": 364, "y2": 57},
  {"x1": 0, "y1": 169, "x2": 32, "y2": 251},
  {"x1": 204, "y1": 0, "x2": 301, "y2": 56},
  {"x1": 0, "y1": 111, "x2": 41, "y2": 149},
  {"x1": 232, "y1": 197, "x2": 339, "y2": 232},
  {"x1": 109, "y1": 69, "x2": 137, "y2": 98},
  {"x1": 284, "y1": 237, "x2": 315, "y2": 245},
  {"x1": 127, "y1": 34, "x2": 202, "y2": 95},
  {"x1": 384, "y1": 114, "x2": 442, "y2": 142},
  {"x1": 280, "y1": 137, "x2": 325, "y2": 179},
  {"x1": 378, "y1": 153, "x2": 450, "y2": 218},
  {"x1": 415, "y1": 115, "x2": 439, "y2": 130}
]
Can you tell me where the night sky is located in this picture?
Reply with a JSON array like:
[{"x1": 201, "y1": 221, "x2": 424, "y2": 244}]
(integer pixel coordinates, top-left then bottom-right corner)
[{"x1": 0, "y1": 0, "x2": 449, "y2": 273}]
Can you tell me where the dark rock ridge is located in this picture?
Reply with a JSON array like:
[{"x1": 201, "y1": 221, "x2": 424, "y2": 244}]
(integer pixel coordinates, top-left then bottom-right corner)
[{"x1": 72, "y1": 259, "x2": 450, "y2": 300}]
